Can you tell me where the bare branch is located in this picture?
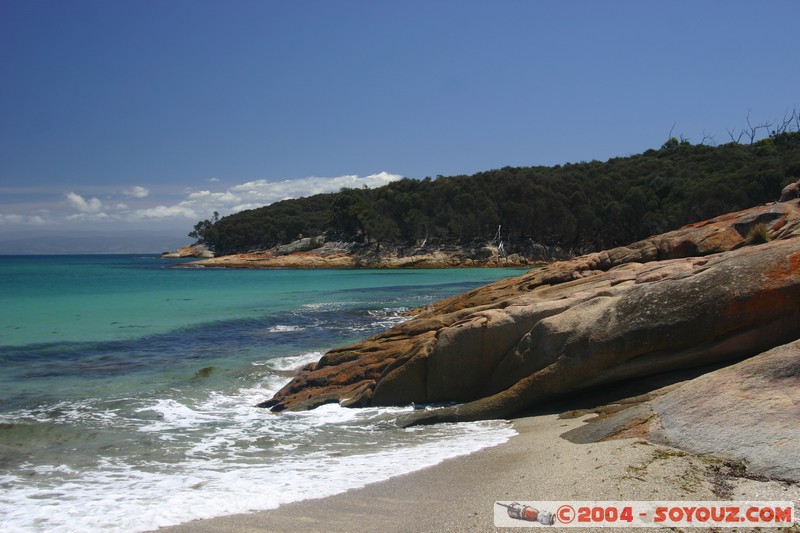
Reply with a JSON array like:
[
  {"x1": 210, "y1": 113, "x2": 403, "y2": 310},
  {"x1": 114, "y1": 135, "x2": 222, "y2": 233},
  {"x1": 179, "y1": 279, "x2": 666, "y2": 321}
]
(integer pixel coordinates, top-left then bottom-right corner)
[
  {"x1": 726, "y1": 127, "x2": 745, "y2": 144},
  {"x1": 774, "y1": 109, "x2": 795, "y2": 135},
  {"x1": 745, "y1": 112, "x2": 757, "y2": 144},
  {"x1": 698, "y1": 131, "x2": 715, "y2": 146},
  {"x1": 744, "y1": 111, "x2": 772, "y2": 144}
]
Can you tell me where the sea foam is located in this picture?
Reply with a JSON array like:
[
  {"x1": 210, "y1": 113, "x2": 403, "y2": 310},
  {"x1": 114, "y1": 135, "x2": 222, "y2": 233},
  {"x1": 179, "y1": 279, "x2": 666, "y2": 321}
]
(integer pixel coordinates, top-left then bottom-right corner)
[{"x1": 0, "y1": 352, "x2": 516, "y2": 533}]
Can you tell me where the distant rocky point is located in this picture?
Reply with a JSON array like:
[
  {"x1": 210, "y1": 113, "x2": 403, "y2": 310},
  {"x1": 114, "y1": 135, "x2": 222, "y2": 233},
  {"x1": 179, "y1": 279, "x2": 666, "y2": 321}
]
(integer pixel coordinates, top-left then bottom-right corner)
[
  {"x1": 161, "y1": 244, "x2": 214, "y2": 259},
  {"x1": 176, "y1": 239, "x2": 539, "y2": 269}
]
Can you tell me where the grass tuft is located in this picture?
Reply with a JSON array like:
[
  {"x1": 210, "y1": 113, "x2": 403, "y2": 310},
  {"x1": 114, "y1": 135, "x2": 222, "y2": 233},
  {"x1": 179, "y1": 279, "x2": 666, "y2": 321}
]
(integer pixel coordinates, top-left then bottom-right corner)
[{"x1": 745, "y1": 223, "x2": 772, "y2": 245}]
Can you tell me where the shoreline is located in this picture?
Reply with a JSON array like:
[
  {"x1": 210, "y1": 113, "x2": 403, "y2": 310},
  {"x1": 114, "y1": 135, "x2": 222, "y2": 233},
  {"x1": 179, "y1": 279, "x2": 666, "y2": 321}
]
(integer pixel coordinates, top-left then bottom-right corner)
[
  {"x1": 153, "y1": 412, "x2": 799, "y2": 532},
  {"x1": 165, "y1": 240, "x2": 544, "y2": 269},
  {"x1": 174, "y1": 255, "x2": 537, "y2": 269}
]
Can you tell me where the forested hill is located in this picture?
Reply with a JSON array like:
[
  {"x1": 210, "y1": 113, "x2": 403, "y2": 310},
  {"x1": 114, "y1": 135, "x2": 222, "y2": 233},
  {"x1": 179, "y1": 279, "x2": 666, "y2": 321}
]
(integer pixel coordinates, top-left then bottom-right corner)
[{"x1": 194, "y1": 132, "x2": 800, "y2": 257}]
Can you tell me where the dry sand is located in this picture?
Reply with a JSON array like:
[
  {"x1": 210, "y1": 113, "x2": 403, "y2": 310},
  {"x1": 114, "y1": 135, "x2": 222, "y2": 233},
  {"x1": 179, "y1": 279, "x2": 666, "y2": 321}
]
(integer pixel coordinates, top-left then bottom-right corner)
[{"x1": 154, "y1": 413, "x2": 799, "y2": 533}]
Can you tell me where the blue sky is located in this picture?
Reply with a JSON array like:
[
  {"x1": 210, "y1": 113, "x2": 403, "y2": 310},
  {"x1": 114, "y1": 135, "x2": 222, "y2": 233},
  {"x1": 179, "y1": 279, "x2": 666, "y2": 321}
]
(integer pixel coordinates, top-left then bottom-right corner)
[{"x1": 1, "y1": 0, "x2": 799, "y2": 253}]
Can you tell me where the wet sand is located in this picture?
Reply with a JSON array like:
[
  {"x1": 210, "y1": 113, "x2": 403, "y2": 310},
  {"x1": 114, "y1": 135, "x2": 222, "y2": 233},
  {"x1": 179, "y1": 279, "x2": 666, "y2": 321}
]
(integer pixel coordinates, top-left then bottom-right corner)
[{"x1": 154, "y1": 413, "x2": 799, "y2": 532}]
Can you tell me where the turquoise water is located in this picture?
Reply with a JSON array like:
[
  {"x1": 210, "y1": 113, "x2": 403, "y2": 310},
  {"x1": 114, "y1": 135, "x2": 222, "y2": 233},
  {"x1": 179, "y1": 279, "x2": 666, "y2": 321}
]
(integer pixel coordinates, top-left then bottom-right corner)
[
  {"x1": 0, "y1": 255, "x2": 519, "y2": 347},
  {"x1": 0, "y1": 255, "x2": 521, "y2": 532}
]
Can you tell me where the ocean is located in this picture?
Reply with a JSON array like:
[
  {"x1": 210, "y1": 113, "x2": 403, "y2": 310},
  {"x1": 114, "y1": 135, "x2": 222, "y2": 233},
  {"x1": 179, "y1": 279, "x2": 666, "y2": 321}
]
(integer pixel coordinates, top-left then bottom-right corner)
[{"x1": 0, "y1": 255, "x2": 520, "y2": 532}]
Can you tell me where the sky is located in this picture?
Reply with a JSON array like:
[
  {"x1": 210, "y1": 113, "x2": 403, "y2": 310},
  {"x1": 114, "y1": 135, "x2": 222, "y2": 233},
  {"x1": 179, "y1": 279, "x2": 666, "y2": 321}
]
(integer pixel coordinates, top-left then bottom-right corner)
[{"x1": 1, "y1": 0, "x2": 799, "y2": 253}]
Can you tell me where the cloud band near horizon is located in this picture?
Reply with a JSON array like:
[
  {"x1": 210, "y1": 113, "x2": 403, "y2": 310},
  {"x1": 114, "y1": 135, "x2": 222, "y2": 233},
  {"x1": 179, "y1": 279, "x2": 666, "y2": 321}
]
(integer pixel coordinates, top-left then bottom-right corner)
[{"x1": 0, "y1": 172, "x2": 403, "y2": 229}]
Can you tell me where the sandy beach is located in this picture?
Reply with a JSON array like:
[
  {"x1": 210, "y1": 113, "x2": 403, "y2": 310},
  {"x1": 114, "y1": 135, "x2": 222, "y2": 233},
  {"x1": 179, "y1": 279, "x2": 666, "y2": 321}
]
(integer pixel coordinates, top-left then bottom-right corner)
[{"x1": 154, "y1": 412, "x2": 799, "y2": 533}]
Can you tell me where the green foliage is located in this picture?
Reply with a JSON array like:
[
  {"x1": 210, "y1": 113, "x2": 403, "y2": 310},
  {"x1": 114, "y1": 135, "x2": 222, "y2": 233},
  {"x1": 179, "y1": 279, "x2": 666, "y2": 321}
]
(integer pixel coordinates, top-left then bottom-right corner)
[
  {"x1": 188, "y1": 211, "x2": 219, "y2": 244},
  {"x1": 661, "y1": 137, "x2": 680, "y2": 151},
  {"x1": 204, "y1": 195, "x2": 335, "y2": 254},
  {"x1": 299, "y1": 236, "x2": 324, "y2": 252},
  {"x1": 195, "y1": 132, "x2": 800, "y2": 256}
]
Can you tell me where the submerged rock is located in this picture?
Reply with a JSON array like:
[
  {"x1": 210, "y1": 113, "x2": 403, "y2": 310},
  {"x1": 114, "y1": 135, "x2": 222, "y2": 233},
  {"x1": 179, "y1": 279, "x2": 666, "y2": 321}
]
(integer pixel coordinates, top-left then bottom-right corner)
[{"x1": 261, "y1": 200, "x2": 800, "y2": 426}]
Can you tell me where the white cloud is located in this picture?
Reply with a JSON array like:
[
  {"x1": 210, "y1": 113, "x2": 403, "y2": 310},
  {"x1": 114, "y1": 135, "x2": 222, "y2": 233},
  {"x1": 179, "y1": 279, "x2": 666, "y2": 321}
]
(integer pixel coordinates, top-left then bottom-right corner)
[
  {"x1": 230, "y1": 202, "x2": 264, "y2": 212},
  {"x1": 133, "y1": 205, "x2": 199, "y2": 220},
  {"x1": 227, "y1": 172, "x2": 403, "y2": 209},
  {"x1": 67, "y1": 211, "x2": 110, "y2": 221},
  {"x1": 126, "y1": 171, "x2": 404, "y2": 221},
  {"x1": 0, "y1": 214, "x2": 24, "y2": 224},
  {"x1": 3, "y1": 173, "x2": 404, "y2": 230},
  {"x1": 0, "y1": 214, "x2": 47, "y2": 225},
  {"x1": 186, "y1": 190, "x2": 240, "y2": 203},
  {"x1": 66, "y1": 192, "x2": 104, "y2": 214},
  {"x1": 123, "y1": 186, "x2": 150, "y2": 198}
]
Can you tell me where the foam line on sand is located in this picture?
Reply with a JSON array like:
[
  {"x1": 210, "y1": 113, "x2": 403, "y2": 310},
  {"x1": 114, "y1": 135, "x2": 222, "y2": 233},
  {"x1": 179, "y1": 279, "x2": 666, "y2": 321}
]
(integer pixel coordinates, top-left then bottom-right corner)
[{"x1": 153, "y1": 413, "x2": 799, "y2": 532}]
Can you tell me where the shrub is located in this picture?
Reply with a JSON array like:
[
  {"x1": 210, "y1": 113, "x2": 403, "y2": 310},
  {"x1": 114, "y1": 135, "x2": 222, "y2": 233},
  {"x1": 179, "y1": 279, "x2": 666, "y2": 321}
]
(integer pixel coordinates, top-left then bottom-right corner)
[{"x1": 745, "y1": 223, "x2": 772, "y2": 245}]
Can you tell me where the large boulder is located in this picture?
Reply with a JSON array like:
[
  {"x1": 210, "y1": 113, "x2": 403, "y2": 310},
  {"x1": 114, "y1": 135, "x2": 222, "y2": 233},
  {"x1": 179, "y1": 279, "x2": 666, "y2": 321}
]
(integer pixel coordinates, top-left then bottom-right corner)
[
  {"x1": 649, "y1": 339, "x2": 800, "y2": 481},
  {"x1": 261, "y1": 201, "x2": 800, "y2": 425},
  {"x1": 562, "y1": 339, "x2": 800, "y2": 482},
  {"x1": 161, "y1": 244, "x2": 214, "y2": 258},
  {"x1": 779, "y1": 180, "x2": 800, "y2": 202}
]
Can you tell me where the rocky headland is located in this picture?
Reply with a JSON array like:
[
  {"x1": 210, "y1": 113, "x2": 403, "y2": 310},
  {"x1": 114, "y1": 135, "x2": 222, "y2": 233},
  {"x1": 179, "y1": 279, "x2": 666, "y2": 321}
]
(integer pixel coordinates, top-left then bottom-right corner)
[
  {"x1": 160, "y1": 244, "x2": 214, "y2": 259},
  {"x1": 261, "y1": 195, "x2": 800, "y2": 478},
  {"x1": 176, "y1": 239, "x2": 539, "y2": 269}
]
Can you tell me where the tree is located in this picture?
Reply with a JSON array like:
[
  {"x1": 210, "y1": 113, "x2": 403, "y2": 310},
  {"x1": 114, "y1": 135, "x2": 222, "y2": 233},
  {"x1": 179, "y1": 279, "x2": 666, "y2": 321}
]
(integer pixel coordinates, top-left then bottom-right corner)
[
  {"x1": 661, "y1": 137, "x2": 680, "y2": 151},
  {"x1": 190, "y1": 129, "x2": 800, "y2": 257},
  {"x1": 744, "y1": 111, "x2": 772, "y2": 144},
  {"x1": 188, "y1": 211, "x2": 219, "y2": 243}
]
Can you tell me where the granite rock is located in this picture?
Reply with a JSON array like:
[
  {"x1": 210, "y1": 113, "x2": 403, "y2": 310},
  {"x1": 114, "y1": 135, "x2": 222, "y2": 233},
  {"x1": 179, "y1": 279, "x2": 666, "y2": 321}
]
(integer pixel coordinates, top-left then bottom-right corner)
[{"x1": 262, "y1": 200, "x2": 800, "y2": 427}]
